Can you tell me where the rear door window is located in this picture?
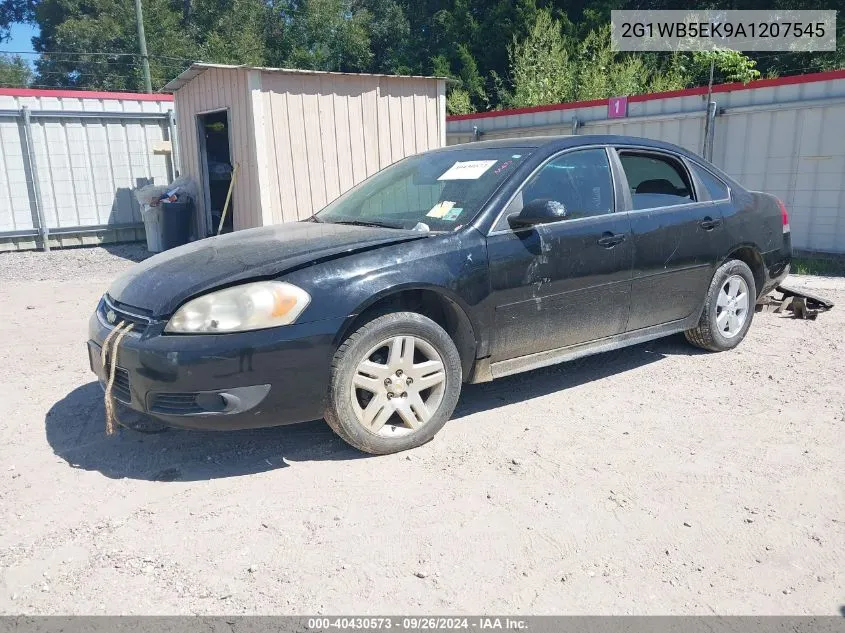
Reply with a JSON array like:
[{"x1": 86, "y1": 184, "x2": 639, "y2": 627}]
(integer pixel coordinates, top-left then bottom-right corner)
[
  {"x1": 618, "y1": 151, "x2": 695, "y2": 210},
  {"x1": 690, "y1": 163, "x2": 730, "y2": 201}
]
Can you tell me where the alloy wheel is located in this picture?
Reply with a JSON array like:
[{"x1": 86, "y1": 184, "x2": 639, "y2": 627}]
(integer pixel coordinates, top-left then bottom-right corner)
[
  {"x1": 350, "y1": 335, "x2": 447, "y2": 437},
  {"x1": 715, "y1": 274, "x2": 750, "y2": 338}
]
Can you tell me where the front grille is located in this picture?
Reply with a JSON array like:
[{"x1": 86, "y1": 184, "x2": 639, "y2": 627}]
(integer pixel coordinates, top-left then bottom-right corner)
[
  {"x1": 149, "y1": 393, "x2": 204, "y2": 415},
  {"x1": 111, "y1": 367, "x2": 131, "y2": 403},
  {"x1": 100, "y1": 295, "x2": 152, "y2": 330}
]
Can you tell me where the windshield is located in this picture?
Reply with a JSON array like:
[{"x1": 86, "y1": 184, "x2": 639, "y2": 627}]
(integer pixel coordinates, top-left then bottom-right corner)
[{"x1": 315, "y1": 147, "x2": 532, "y2": 231}]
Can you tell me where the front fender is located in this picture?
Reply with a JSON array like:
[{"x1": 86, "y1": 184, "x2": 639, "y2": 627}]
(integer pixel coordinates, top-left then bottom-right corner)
[{"x1": 280, "y1": 229, "x2": 492, "y2": 351}]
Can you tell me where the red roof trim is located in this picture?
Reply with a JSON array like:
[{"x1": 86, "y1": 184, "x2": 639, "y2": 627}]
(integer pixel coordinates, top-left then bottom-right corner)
[
  {"x1": 0, "y1": 87, "x2": 173, "y2": 102},
  {"x1": 446, "y1": 69, "x2": 845, "y2": 122}
]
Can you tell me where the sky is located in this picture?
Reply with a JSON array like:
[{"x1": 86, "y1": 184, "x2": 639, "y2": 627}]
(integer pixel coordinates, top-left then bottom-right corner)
[
  {"x1": 0, "y1": 22, "x2": 39, "y2": 70},
  {"x1": 0, "y1": 22, "x2": 39, "y2": 55}
]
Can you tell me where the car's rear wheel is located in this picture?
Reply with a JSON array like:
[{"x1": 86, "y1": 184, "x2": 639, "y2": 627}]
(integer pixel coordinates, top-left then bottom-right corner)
[
  {"x1": 325, "y1": 312, "x2": 462, "y2": 454},
  {"x1": 685, "y1": 259, "x2": 756, "y2": 351}
]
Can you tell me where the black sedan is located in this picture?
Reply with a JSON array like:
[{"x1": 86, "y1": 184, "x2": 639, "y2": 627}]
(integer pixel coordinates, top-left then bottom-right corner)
[{"x1": 89, "y1": 135, "x2": 791, "y2": 454}]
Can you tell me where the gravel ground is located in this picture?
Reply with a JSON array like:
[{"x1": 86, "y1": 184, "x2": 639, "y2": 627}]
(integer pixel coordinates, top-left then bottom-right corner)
[
  {"x1": 0, "y1": 246, "x2": 843, "y2": 615},
  {"x1": 0, "y1": 244, "x2": 150, "y2": 284}
]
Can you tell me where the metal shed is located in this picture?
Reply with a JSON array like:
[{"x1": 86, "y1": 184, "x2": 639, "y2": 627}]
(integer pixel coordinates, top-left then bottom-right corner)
[{"x1": 163, "y1": 63, "x2": 447, "y2": 237}]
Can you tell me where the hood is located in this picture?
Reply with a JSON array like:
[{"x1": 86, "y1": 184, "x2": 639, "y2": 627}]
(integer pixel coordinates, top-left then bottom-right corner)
[{"x1": 108, "y1": 222, "x2": 428, "y2": 316}]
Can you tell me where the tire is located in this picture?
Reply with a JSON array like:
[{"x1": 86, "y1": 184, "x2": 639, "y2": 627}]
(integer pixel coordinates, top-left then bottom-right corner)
[
  {"x1": 325, "y1": 312, "x2": 462, "y2": 455},
  {"x1": 685, "y1": 259, "x2": 757, "y2": 352}
]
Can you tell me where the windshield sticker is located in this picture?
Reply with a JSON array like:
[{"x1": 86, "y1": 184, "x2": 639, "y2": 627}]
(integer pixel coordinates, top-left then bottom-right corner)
[
  {"x1": 426, "y1": 200, "x2": 455, "y2": 218},
  {"x1": 442, "y1": 207, "x2": 463, "y2": 221},
  {"x1": 494, "y1": 160, "x2": 514, "y2": 175},
  {"x1": 437, "y1": 160, "x2": 498, "y2": 181}
]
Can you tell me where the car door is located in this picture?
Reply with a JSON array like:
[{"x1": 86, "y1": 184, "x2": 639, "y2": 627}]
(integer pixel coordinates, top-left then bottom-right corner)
[
  {"x1": 612, "y1": 147, "x2": 728, "y2": 332},
  {"x1": 485, "y1": 147, "x2": 634, "y2": 362}
]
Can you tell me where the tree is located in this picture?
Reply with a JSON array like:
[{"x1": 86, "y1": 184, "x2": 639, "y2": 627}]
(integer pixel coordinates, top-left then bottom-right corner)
[
  {"x1": 359, "y1": 0, "x2": 410, "y2": 74},
  {"x1": 574, "y1": 25, "x2": 650, "y2": 100},
  {"x1": 1, "y1": 0, "x2": 840, "y2": 105},
  {"x1": 187, "y1": 0, "x2": 269, "y2": 66},
  {"x1": 691, "y1": 50, "x2": 761, "y2": 84},
  {"x1": 0, "y1": 0, "x2": 36, "y2": 41},
  {"x1": 0, "y1": 53, "x2": 31, "y2": 86},
  {"x1": 508, "y1": 9, "x2": 574, "y2": 108},
  {"x1": 31, "y1": 0, "x2": 198, "y2": 91},
  {"x1": 446, "y1": 87, "x2": 472, "y2": 115},
  {"x1": 275, "y1": 0, "x2": 373, "y2": 72}
]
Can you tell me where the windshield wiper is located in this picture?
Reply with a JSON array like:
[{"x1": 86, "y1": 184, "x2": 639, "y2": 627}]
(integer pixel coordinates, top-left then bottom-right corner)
[{"x1": 330, "y1": 219, "x2": 404, "y2": 229}]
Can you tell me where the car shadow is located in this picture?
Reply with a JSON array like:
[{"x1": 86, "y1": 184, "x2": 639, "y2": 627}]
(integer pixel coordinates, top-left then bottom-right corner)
[
  {"x1": 45, "y1": 382, "x2": 363, "y2": 482},
  {"x1": 46, "y1": 335, "x2": 700, "y2": 480},
  {"x1": 452, "y1": 333, "x2": 703, "y2": 419}
]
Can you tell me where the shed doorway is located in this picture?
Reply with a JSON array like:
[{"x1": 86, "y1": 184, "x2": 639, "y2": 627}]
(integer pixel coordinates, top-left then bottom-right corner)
[{"x1": 197, "y1": 109, "x2": 234, "y2": 235}]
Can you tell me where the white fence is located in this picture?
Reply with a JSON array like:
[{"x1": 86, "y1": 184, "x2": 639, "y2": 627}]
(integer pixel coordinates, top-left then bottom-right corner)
[
  {"x1": 447, "y1": 70, "x2": 845, "y2": 255},
  {"x1": 0, "y1": 89, "x2": 176, "y2": 251}
]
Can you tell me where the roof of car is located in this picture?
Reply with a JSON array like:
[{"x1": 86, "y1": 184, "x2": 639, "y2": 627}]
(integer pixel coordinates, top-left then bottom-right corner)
[
  {"x1": 437, "y1": 134, "x2": 719, "y2": 171},
  {"x1": 452, "y1": 134, "x2": 690, "y2": 153},
  {"x1": 434, "y1": 134, "x2": 739, "y2": 187}
]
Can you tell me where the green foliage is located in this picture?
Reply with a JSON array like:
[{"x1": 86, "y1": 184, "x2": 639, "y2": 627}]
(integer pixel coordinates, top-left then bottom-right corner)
[
  {"x1": 361, "y1": 0, "x2": 410, "y2": 74},
  {"x1": 508, "y1": 15, "x2": 690, "y2": 107},
  {"x1": 190, "y1": 0, "x2": 268, "y2": 66},
  {"x1": 0, "y1": 53, "x2": 31, "y2": 86},
  {"x1": 281, "y1": 0, "x2": 373, "y2": 72},
  {"x1": 455, "y1": 44, "x2": 484, "y2": 102},
  {"x1": 791, "y1": 256, "x2": 845, "y2": 277},
  {"x1": 446, "y1": 86, "x2": 473, "y2": 115},
  {"x1": 0, "y1": 0, "x2": 839, "y2": 103},
  {"x1": 508, "y1": 8, "x2": 574, "y2": 108},
  {"x1": 574, "y1": 25, "x2": 648, "y2": 100},
  {"x1": 646, "y1": 53, "x2": 688, "y2": 93},
  {"x1": 507, "y1": 15, "x2": 765, "y2": 108},
  {"x1": 691, "y1": 50, "x2": 761, "y2": 84}
]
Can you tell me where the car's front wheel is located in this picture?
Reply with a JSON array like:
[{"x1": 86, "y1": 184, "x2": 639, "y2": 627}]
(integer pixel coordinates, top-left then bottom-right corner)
[
  {"x1": 325, "y1": 312, "x2": 463, "y2": 454},
  {"x1": 685, "y1": 259, "x2": 756, "y2": 351}
]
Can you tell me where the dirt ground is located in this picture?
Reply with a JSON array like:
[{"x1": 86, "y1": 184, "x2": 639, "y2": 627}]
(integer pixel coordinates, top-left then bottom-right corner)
[{"x1": 0, "y1": 245, "x2": 842, "y2": 615}]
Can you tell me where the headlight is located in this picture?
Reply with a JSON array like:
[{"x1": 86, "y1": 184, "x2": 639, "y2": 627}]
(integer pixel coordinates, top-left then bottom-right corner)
[{"x1": 165, "y1": 281, "x2": 311, "y2": 333}]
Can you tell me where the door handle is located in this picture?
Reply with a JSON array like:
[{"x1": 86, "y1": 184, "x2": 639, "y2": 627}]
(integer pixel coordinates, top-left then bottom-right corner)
[
  {"x1": 597, "y1": 232, "x2": 626, "y2": 248},
  {"x1": 700, "y1": 216, "x2": 722, "y2": 231}
]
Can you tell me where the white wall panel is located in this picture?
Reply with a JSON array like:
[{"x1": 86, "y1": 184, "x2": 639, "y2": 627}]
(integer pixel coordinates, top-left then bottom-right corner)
[{"x1": 0, "y1": 92, "x2": 174, "y2": 244}]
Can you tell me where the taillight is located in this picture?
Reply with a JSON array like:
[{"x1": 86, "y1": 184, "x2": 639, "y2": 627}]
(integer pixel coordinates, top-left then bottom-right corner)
[{"x1": 778, "y1": 199, "x2": 790, "y2": 232}]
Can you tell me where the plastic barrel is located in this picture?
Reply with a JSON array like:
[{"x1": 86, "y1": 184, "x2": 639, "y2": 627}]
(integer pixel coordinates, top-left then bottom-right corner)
[
  {"x1": 160, "y1": 201, "x2": 193, "y2": 249},
  {"x1": 141, "y1": 205, "x2": 164, "y2": 253}
]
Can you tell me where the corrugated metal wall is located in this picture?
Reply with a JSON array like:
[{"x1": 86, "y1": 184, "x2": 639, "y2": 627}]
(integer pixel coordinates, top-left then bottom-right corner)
[
  {"x1": 713, "y1": 101, "x2": 845, "y2": 255},
  {"x1": 447, "y1": 73, "x2": 845, "y2": 254},
  {"x1": 172, "y1": 67, "x2": 259, "y2": 236},
  {"x1": 0, "y1": 92, "x2": 174, "y2": 250},
  {"x1": 257, "y1": 72, "x2": 445, "y2": 224}
]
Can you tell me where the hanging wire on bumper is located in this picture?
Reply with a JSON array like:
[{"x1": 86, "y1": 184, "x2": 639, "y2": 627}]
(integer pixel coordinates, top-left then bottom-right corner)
[{"x1": 99, "y1": 320, "x2": 135, "y2": 435}]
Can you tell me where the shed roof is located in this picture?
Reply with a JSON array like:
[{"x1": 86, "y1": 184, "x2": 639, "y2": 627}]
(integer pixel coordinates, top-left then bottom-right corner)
[{"x1": 162, "y1": 62, "x2": 446, "y2": 93}]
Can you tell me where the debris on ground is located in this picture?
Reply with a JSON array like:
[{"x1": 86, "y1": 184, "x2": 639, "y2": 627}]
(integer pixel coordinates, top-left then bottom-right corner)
[{"x1": 757, "y1": 285, "x2": 835, "y2": 319}]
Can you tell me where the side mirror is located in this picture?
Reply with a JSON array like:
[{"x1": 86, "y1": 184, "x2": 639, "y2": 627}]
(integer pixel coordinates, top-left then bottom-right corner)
[{"x1": 508, "y1": 198, "x2": 568, "y2": 227}]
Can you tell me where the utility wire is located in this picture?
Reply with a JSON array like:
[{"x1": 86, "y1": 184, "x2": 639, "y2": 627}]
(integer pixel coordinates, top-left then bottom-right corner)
[{"x1": 0, "y1": 50, "x2": 196, "y2": 62}]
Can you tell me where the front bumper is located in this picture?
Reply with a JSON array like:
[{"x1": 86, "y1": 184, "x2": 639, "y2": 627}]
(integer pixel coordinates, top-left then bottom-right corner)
[{"x1": 88, "y1": 305, "x2": 347, "y2": 430}]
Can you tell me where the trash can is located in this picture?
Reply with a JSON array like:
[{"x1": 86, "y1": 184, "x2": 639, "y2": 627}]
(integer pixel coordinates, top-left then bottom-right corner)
[
  {"x1": 141, "y1": 204, "x2": 164, "y2": 253},
  {"x1": 160, "y1": 200, "x2": 193, "y2": 250}
]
